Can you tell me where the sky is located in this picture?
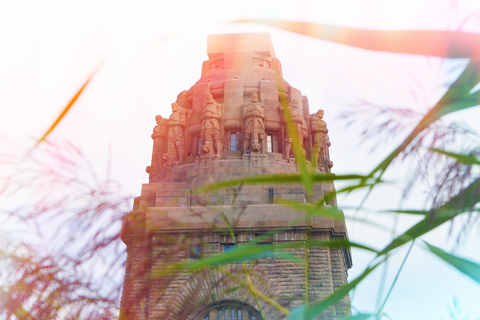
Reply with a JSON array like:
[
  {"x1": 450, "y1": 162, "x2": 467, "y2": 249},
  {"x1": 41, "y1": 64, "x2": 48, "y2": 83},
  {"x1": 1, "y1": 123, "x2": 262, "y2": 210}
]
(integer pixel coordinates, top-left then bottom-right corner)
[{"x1": 1, "y1": 0, "x2": 480, "y2": 319}]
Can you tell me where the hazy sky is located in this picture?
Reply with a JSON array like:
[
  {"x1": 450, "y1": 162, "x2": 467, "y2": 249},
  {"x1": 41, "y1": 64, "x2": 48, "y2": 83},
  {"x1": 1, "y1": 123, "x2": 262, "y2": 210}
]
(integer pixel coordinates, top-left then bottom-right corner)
[{"x1": 1, "y1": 1, "x2": 480, "y2": 319}]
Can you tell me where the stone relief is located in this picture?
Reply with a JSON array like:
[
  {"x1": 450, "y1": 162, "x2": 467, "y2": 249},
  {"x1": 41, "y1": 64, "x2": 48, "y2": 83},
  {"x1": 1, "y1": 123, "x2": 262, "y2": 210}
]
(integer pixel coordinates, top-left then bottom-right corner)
[
  {"x1": 148, "y1": 91, "x2": 333, "y2": 171},
  {"x1": 243, "y1": 92, "x2": 267, "y2": 157},
  {"x1": 200, "y1": 94, "x2": 223, "y2": 158}
]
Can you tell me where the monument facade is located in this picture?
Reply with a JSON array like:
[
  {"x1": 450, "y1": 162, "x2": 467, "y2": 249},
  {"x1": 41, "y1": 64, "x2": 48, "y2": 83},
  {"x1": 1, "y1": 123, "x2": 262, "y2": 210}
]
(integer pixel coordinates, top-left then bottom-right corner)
[{"x1": 120, "y1": 33, "x2": 351, "y2": 320}]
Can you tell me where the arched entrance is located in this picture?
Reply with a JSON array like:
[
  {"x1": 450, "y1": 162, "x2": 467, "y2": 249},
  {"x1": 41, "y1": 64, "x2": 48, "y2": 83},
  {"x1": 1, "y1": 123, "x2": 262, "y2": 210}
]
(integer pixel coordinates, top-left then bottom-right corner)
[{"x1": 202, "y1": 300, "x2": 262, "y2": 320}]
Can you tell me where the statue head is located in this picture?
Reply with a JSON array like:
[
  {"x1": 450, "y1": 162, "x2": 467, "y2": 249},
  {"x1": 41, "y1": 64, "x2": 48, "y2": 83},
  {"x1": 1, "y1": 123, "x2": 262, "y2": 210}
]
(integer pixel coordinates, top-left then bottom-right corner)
[
  {"x1": 250, "y1": 92, "x2": 259, "y2": 102},
  {"x1": 171, "y1": 102, "x2": 179, "y2": 112},
  {"x1": 206, "y1": 94, "x2": 214, "y2": 104},
  {"x1": 155, "y1": 115, "x2": 164, "y2": 124},
  {"x1": 316, "y1": 109, "x2": 324, "y2": 118},
  {"x1": 292, "y1": 99, "x2": 300, "y2": 108}
]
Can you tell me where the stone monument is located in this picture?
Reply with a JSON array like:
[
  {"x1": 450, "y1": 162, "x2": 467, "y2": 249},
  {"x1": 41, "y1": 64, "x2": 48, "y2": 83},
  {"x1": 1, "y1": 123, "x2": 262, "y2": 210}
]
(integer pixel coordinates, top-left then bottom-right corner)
[{"x1": 119, "y1": 33, "x2": 351, "y2": 320}]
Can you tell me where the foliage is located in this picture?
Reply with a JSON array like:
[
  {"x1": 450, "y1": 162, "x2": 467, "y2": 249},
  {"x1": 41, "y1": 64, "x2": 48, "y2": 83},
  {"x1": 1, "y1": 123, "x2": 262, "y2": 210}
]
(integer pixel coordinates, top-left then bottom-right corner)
[{"x1": 1, "y1": 18, "x2": 480, "y2": 320}]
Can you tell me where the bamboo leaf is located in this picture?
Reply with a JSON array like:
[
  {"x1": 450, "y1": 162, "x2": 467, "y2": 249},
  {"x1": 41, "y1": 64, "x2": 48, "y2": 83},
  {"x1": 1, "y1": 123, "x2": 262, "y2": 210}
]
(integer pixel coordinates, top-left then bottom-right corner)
[
  {"x1": 430, "y1": 148, "x2": 480, "y2": 166},
  {"x1": 369, "y1": 62, "x2": 480, "y2": 181},
  {"x1": 36, "y1": 66, "x2": 101, "y2": 147},
  {"x1": 339, "y1": 314, "x2": 374, "y2": 320},
  {"x1": 424, "y1": 241, "x2": 480, "y2": 284},
  {"x1": 277, "y1": 82, "x2": 312, "y2": 193},
  {"x1": 379, "y1": 177, "x2": 480, "y2": 255},
  {"x1": 289, "y1": 262, "x2": 381, "y2": 320},
  {"x1": 192, "y1": 173, "x2": 372, "y2": 194}
]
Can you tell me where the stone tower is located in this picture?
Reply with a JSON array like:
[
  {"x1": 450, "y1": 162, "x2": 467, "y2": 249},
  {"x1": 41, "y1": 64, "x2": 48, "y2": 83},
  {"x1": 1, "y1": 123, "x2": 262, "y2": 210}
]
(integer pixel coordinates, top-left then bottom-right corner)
[{"x1": 119, "y1": 33, "x2": 351, "y2": 320}]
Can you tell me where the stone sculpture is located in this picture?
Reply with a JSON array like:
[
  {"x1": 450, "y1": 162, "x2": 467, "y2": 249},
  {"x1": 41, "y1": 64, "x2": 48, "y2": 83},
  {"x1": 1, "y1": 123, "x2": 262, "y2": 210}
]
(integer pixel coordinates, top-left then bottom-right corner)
[
  {"x1": 291, "y1": 99, "x2": 308, "y2": 151},
  {"x1": 281, "y1": 99, "x2": 307, "y2": 159},
  {"x1": 310, "y1": 109, "x2": 333, "y2": 171},
  {"x1": 243, "y1": 92, "x2": 266, "y2": 157},
  {"x1": 200, "y1": 94, "x2": 222, "y2": 158},
  {"x1": 163, "y1": 102, "x2": 187, "y2": 166},
  {"x1": 150, "y1": 115, "x2": 169, "y2": 174}
]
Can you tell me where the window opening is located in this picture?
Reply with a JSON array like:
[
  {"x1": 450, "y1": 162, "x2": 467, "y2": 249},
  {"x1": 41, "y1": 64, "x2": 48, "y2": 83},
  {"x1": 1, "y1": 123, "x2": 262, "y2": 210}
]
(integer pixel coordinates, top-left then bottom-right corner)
[
  {"x1": 223, "y1": 244, "x2": 236, "y2": 253},
  {"x1": 230, "y1": 133, "x2": 237, "y2": 151},
  {"x1": 267, "y1": 135, "x2": 272, "y2": 153},
  {"x1": 197, "y1": 137, "x2": 202, "y2": 155},
  {"x1": 189, "y1": 245, "x2": 201, "y2": 259}
]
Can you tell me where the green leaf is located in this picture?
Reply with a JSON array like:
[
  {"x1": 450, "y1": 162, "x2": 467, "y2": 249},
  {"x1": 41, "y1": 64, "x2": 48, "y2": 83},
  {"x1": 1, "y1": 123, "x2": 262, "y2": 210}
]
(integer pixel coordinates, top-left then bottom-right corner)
[
  {"x1": 290, "y1": 261, "x2": 381, "y2": 320},
  {"x1": 192, "y1": 173, "x2": 372, "y2": 194},
  {"x1": 424, "y1": 241, "x2": 480, "y2": 284},
  {"x1": 368, "y1": 62, "x2": 480, "y2": 188},
  {"x1": 431, "y1": 62, "x2": 480, "y2": 118},
  {"x1": 430, "y1": 148, "x2": 480, "y2": 166},
  {"x1": 275, "y1": 199, "x2": 345, "y2": 219},
  {"x1": 339, "y1": 314, "x2": 374, "y2": 320},
  {"x1": 379, "y1": 177, "x2": 480, "y2": 255},
  {"x1": 277, "y1": 85, "x2": 312, "y2": 193},
  {"x1": 288, "y1": 305, "x2": 308, "y2": 320}
]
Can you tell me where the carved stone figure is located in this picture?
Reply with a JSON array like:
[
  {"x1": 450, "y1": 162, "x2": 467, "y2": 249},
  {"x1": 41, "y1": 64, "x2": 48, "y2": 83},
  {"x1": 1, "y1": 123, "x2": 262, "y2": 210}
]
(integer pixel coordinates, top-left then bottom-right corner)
[
  {"x1": 200, "y1": 94, "x2": 222, "y2": 158},
  {"x1": 281, "y1": 99, "x2": 307, "y2": 159},
  {"x1": 163, "y1": 102, "x2": 187, "y2": 166},
  {"x1": 151, "y1": 115, "x2": 169, "y2": 174},
  {"x1": 243, "y1": 92, "x2": 266, "y2": 156},
  {"x1": 291, "y1": 99, "x2": 308, "y2": 151},
  {"x1": 310, "y1": 109, "x2": 333, "y2": 171},
  {"x1": 324, "y1": 135, "x2": 333, "y2": 169}
]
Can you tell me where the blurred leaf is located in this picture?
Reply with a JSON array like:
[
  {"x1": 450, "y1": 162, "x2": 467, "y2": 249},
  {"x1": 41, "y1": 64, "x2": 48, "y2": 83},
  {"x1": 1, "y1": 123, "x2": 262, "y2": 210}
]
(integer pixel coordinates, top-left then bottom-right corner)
[
  {"x1": 431, "y1": 62, "x2": 480, "y2": 118},
  {"x1": 339, "y1": 314, "x2": 374, "y2": 320},
  {"x1": 276, "y1": 198, "x2": 345, "y2": 218},
  {"x1": 370, "y1": 62, "x2": 480, "y2": 179},
  {"x1": 154, "y1": 243, "x2": 303, "y2": 277},
  {"x1": 430, "y1": 148, "x2": 480, "y2": 166},
  {"x1": 238, "y1": 19, "x2": 480, "y2": 59},
  {"x1": 277, "y1": 84, "x2": 312, "y2": 193},
  {"x1": 289, "y1": 261, "x2": 381, "y2": 320},
  {"x1": 193, "y1": 173, "x2": 372, "y2": 194},
  {"x1": 379, "y1": 177, "x2": 480, "y2": 255},
  {"x1": 34, "y1": 66, "x2": 102, "y2": 149},
  {"x1": 424, "y1": 241, "x2": 480, "y2": 284}
]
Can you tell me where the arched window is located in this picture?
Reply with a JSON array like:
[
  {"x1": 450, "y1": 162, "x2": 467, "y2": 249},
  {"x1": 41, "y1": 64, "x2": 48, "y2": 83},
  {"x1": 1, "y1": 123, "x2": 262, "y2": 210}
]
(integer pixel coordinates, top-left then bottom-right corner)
[{"x1": 202, "y1": 301, "x2": 262, "y2": 320}]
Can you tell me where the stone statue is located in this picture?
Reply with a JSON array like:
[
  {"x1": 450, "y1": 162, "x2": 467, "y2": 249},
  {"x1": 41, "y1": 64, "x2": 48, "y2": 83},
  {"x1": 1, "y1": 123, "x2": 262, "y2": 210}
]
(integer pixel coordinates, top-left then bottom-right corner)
[
  {"x1": 163, "y1": 102, "x2": 187, "y2": 166},
  {"x1": 243, "y1": 92, "x2": 266, "y2": 156},
  {"x1": 281, "y1": 99, "x2": 307, "y2": 159},
  {"x1": 310, "y1": 109, "x2": 332, "y2": 171},
  {"x1": 200, "y1": 94, "x2": 222, "y2": 158},
  {"x1": 151, "y1": 115, "x2": 168, "y2": 174}
]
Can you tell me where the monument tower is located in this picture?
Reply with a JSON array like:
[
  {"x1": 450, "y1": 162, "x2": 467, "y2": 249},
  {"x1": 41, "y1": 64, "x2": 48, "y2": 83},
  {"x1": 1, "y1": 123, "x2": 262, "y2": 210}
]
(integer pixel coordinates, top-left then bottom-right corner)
[{"x1": 119, "y1": 33, "x2": 351, "y2": 320}]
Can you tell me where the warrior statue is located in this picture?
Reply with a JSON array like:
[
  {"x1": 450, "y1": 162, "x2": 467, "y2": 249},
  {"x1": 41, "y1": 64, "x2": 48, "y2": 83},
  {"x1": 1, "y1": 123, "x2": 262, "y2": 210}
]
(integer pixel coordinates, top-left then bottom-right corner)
[
  {"x1": 282, "y1": 99, "x2": 307, "y2": 159},
  {"x1": 243, "y1": 92, "x2": 266, "y2": 156},
  {"x1": 310, "y1": 109, "x2": 333, "y2": 171},
  {"x1": 200, "y1": 94, "x2": 222, "y2": 158},
  {"x1": 163, "y1": 102, "x2": 187, "y2": 166},
  {"x1": 150, "y1": 115, "x2": 168, "y2": 174}
]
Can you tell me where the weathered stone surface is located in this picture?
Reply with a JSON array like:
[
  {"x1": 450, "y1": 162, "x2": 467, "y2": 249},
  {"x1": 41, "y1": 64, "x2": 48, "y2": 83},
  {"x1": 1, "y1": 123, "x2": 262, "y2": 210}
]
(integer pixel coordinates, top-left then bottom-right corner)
[{"x1": 119, "y1": 33, "x2": 351, "y2": 320}]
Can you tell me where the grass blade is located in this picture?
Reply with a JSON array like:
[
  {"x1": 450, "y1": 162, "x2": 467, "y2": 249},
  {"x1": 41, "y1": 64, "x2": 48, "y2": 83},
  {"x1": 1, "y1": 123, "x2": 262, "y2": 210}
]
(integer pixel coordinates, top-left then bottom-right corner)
[
  {"x1": 193, "y1": 173, "x2": 372, "y2": 194},
  {"x1": 424, "y1": 241, "x2": 480, "y2": 284},
  {"x1": 289, "y1": 261, "x2": 382, "y2": 320},
  {"x1": 430, "y1": 148, "x2": 480, "y2": 166}
]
